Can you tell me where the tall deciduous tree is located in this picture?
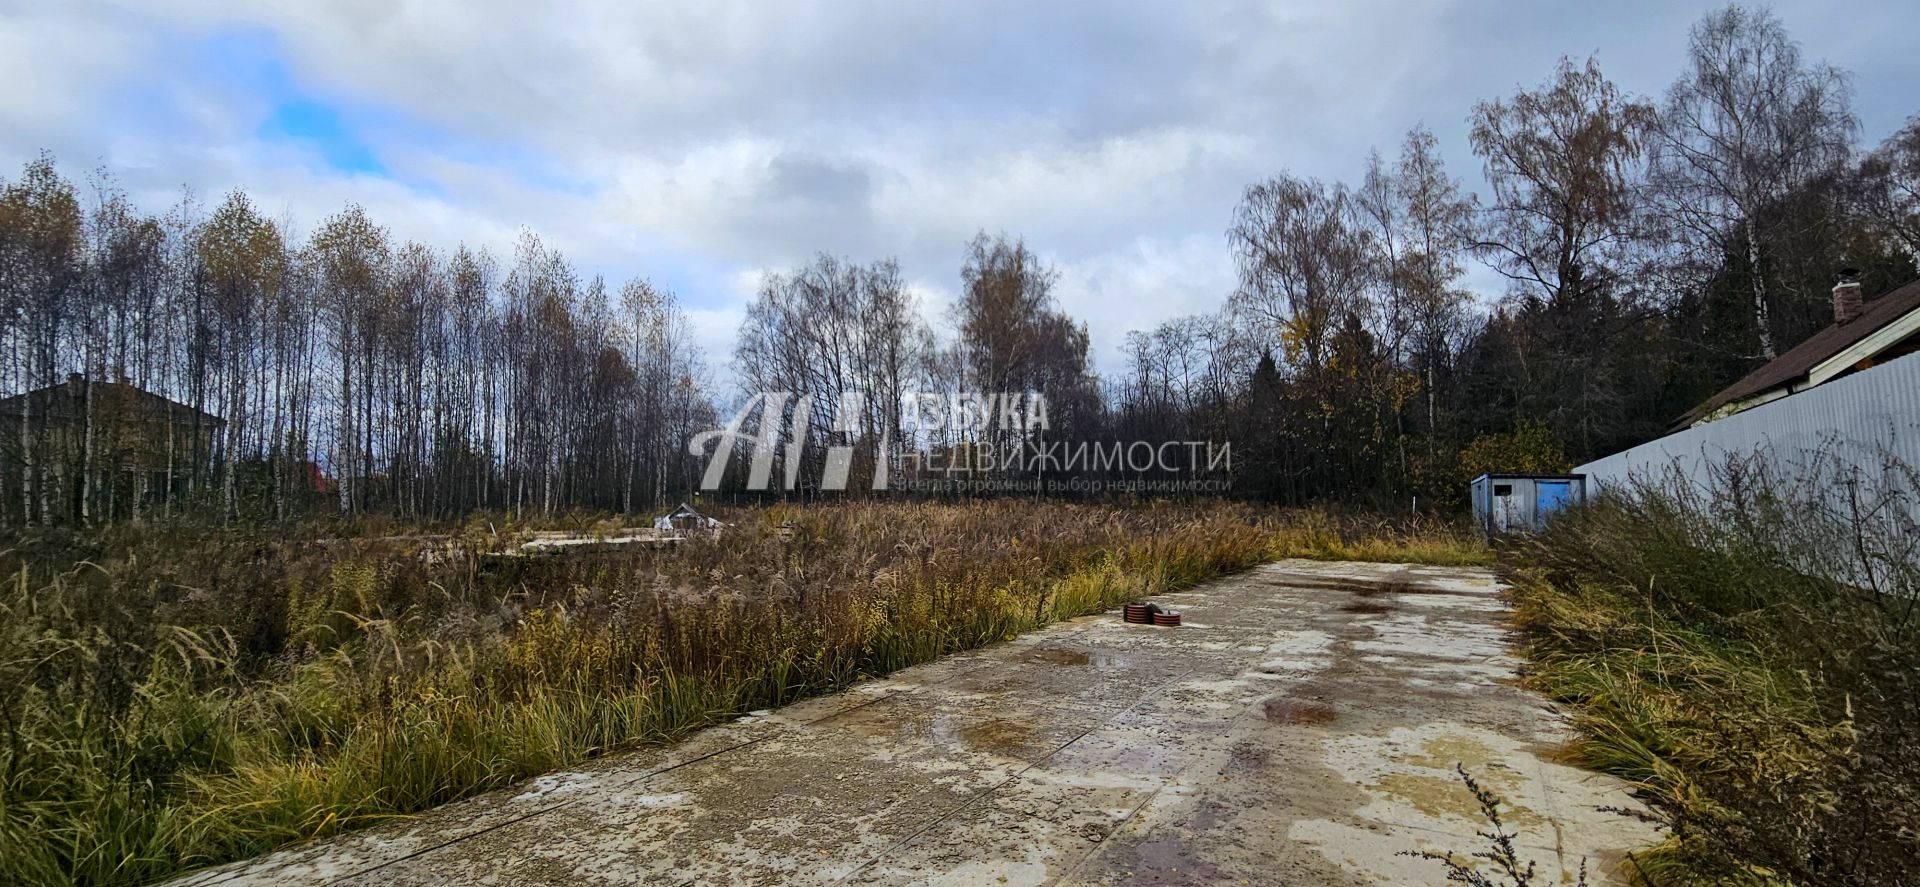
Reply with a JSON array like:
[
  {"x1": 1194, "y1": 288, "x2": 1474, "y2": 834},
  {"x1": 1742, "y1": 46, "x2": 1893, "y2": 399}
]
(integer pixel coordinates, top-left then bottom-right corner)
[
  {"x1": 309, "y1": 205, "x2": 388, "y2": 515},
  {"x1": 1861, "y1": 117, "x2": 1920, "y2": 259},
  {"x1": 735, "y1": 253, "x2": 934, "y2": 492},
  {"x1": 1471, "y1": 57, "x2": 1655, "y2": 311},
  {"x1": 196, "y1": 191, "x2": 286, "y2": 517},
  {"x1": 1650, "y1": 4, "x2": 1857, "y2": 359},
  {"x1": 1470, "y1": 57, "x2": 1659, "y2": 456},
  {"x1": 1229, "y1": 174, "x2": 1372, "y2": 373},
  {"x1": 954, "y1": 233, "x2": 1096, "y2": 439},
  {"x1": 0, "y1": 156, "x2": 84, "y2": 523}
]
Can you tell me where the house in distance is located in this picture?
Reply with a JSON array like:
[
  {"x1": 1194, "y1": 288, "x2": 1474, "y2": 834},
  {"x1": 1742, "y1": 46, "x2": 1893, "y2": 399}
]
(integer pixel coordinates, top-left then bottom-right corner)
[
  {"x1": 1678, "y1": 272, "x2": 1920, "y2": 429},
  {"x1": 0, "y1": 373, "x2": 225, "y2": 523}
]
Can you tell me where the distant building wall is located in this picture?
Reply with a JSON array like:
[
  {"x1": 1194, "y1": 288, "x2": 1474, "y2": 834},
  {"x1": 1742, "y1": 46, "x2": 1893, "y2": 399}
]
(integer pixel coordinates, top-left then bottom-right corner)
[{"x1": 1576, "y1": 352, "x2": 1920, "y2": 496}]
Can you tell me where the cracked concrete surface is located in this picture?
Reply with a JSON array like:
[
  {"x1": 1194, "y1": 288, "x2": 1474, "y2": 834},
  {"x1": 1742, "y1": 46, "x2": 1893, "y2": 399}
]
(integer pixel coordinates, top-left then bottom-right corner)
[{"x1": 167, "y1": 560, "x2": 1660, "y2": 886}]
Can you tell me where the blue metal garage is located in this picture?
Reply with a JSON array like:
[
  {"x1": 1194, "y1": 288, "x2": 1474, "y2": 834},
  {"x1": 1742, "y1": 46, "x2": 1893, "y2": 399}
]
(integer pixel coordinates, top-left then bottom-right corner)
[{"x1": 1470, "y1": 473, "x2": 1586, "y2": 535}]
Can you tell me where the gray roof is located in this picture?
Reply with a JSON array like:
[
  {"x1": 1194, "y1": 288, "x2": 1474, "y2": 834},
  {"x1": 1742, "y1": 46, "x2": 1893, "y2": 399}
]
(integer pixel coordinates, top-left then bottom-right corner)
[
  {"x1": 1679, "y1": 278, "x2": 1920, "y2": 428},
  {"x1": 0, "y1": 378, "x2": 225, "y2": 427}
]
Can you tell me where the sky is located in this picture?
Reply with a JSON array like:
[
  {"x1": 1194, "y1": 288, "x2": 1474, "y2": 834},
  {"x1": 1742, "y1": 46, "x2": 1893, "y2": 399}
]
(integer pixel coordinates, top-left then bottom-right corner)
[{"x1": 3, "y1": 1, "x2": 1916, "y2": 391}]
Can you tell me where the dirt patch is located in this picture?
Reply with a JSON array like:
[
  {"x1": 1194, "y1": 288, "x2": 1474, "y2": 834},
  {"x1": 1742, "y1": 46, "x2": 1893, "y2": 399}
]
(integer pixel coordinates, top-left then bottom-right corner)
[
  {"x1": 1402, "y1": 734, "x2": 1501, "y2": 771},
  {"x1": 1021, "y1": 647, "x2": 1091, "y2": 666},
  {"x1": 957, "y1": 717, "x2": 1038, "y2": 755},
  {"x1": 1120, "y1": 831, "x2": 1228, "y2": 885},
  {"x1": 1369, "y1": 770, "x2": 1545, "y2": 828},
  {"x1": 1263, "y1": 698, "x2": 1337, "y2": 725},
  {"x1": 1225, "y1": 741, "x2": 1272, "y2": 775}
]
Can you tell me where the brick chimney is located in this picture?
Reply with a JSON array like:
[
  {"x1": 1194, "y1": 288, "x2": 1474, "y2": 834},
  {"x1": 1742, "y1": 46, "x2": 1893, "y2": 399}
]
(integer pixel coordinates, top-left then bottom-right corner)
[{"x1": 1833, "y1": 268, "x2": 1864, "y2": 325}]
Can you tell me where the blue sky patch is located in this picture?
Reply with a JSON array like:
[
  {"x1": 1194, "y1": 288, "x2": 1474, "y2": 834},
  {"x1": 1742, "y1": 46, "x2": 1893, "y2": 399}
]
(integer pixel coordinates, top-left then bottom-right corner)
[
  {"x1": 259, "y1": 98, "x2": 386, "y2": 175},
  {"x1": 192, "y1": 29, "x2": 390, "y2": 176},
  {"x1": 197, "y1": 28, "x2": 587, "y2": 194}
]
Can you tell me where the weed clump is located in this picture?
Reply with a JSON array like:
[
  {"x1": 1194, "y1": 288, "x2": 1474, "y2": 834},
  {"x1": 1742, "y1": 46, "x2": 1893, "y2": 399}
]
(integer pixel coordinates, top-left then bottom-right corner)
[{"x1": 1404, "y1": 765, "x2": 1591, "y2": 887}]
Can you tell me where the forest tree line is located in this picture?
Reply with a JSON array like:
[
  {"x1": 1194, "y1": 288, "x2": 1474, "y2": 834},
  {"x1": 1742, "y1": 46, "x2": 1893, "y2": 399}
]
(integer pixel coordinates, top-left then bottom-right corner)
[
  {"x1": 732, "y1": 5, "x2": 1920, "y2": 507},
  {"x1": 5, "y1": 4, "x2": 1920, "y2": 525},
  {"x1": 0, "y1": 177, "x2": 713, "y2": 525},
  {"x1": 1114, "y1": 5, "x2": 1920, "y2": 505}
]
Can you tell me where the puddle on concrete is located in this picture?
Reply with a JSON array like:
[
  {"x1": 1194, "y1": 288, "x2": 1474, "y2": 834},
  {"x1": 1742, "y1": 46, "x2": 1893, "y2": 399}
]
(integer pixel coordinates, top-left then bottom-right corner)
[
  {"x1": 1263, "y1": 698, "x2": 1337, "y2": 725},
  {"x1": 1326, "y1": 725, "x2": 1553, "y2": 841},
  {"x1": 1021, "y1": 647, "x2": 1092, "y2": 666},
  {"x1": 1351, "y1": 582, "x2": 1420, "y2": 598},
  {"x1": 1271, "y1": 577, "x2": 1405, "y2": 595},
  {"x1": 1275, "y1": 576, "x2": 1482, "y2": 599}
]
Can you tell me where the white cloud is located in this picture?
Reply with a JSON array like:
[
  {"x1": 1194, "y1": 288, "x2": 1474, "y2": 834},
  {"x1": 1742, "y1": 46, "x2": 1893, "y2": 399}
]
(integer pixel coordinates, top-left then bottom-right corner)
[
  {"x1": 1051, "y1": 235, "x2": 1239, "y2": 370},
  {"x1": 4, "y1": 0, "x2": 1917, "y2": 395}
]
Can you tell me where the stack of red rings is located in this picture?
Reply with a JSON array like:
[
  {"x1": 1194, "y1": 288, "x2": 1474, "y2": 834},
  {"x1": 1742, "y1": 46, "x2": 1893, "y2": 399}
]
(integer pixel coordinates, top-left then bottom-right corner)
[{"x1": 1123, "y1": 602, "x2": 1181, "y2": 626}]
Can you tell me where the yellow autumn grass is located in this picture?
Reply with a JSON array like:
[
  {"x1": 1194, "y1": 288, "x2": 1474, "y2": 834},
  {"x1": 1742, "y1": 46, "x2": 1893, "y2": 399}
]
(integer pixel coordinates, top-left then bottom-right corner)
[{"x1": 0, "y1": 501, "x2": 1481, "y2": 886}]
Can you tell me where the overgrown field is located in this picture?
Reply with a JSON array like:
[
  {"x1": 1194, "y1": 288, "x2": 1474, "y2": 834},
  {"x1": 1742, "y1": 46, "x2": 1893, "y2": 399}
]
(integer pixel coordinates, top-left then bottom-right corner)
[
  {"x1": 1506, "y1": 462, "x2": 1920, "y2": 886},
  {"x1": 0, "y1": 501, "x2": 1482, "y2": 887}
]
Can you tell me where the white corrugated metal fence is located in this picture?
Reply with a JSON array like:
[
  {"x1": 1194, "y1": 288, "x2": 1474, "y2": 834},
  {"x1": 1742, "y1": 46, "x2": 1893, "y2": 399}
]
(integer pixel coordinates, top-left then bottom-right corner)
[{"x1": 1575, "y1": 352, "x2": 1920, "y2": 495}]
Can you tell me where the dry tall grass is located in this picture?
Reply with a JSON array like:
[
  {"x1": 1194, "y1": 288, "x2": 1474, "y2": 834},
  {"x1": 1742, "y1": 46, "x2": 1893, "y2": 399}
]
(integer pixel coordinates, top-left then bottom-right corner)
[
  {"x1": 0, "y1": 501, "x2": 1482, "y2": 886},
  {"x1": 1507, "y1": 456, "x2": 1920, "y2": 886}
]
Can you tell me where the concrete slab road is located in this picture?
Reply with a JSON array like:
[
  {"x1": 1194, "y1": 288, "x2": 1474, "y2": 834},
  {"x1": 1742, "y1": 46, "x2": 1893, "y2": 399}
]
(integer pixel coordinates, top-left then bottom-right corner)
[{"x1": 169, "y1": 560, "x2": 1661, "y2": 886}]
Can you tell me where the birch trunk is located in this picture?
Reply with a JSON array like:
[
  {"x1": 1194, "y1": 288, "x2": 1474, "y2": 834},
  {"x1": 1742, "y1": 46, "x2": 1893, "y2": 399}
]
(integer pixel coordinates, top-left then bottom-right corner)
[
  {"x1": 1747, "y1": 218, "x2": 1776, "y2": 360},
  {"x1": 80, "y1": 374, "x2": 94, "y2": 526}
]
